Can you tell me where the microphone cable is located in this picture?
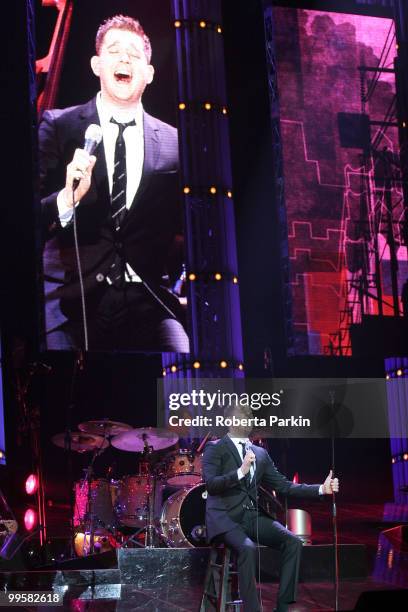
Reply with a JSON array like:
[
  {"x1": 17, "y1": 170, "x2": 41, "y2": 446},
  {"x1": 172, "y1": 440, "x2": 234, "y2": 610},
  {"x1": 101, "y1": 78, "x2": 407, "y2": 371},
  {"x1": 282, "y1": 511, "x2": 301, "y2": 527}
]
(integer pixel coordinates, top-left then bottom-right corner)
[
  {"x1": 71, "y1": 188, "x2": 89, "y2": 351},
  {"x1": 68, "y1": 124, "x2": 102, "y2": 352},
  {"x1": 247, "y1": 442, "x2": 264, "y2": 611},
  {"x1": 253, "y1": 451, "x2": 264, "y2": 612}
]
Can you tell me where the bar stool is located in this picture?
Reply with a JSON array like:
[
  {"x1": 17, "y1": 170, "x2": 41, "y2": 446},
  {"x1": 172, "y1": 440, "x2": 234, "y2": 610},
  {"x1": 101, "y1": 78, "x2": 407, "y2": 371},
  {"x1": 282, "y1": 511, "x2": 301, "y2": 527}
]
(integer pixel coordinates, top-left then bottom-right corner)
[{"x1": 200, "y1": 545, "x2": 243, "y2": 611}]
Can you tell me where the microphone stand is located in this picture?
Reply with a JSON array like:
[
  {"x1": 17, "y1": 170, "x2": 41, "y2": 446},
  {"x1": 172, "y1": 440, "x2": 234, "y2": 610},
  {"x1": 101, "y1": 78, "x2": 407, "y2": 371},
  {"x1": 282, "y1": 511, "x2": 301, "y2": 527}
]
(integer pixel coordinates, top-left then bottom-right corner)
[{"x1": 329, "y1": 391, "x2": 339, "y2": 612}]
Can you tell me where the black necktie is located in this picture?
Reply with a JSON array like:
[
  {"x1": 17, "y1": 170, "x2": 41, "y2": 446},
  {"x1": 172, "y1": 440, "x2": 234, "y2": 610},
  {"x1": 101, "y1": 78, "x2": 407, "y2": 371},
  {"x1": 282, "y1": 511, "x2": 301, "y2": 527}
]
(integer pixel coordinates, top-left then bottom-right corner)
[
  {"x1": 109, "y1": 118, "x2": 135, "y2": 287},
  {"x1": 239, "y1": 441, "x2": 247, "y2": 460},
  {"x1": 110, "y1": 118, "x2": 135, "y2": 230}
]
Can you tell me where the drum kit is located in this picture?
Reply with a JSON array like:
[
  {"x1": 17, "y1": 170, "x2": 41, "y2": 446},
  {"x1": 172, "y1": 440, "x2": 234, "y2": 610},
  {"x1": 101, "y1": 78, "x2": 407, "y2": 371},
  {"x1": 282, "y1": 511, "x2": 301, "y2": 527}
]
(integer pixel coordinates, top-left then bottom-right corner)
[{"x1": 51, "y1": 419, "x2": 208, "y2": 556}]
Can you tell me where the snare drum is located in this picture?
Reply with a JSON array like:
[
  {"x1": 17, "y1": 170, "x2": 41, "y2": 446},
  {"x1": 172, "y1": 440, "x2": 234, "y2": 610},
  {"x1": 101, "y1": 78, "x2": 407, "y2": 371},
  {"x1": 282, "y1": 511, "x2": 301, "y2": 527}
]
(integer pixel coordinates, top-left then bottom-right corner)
[
  {"x1": 165, "y1": 450, "x2": 202, "y2": 486},
  {"x1": 114, "y1": 475, "x2": 151, "y2": 528}
]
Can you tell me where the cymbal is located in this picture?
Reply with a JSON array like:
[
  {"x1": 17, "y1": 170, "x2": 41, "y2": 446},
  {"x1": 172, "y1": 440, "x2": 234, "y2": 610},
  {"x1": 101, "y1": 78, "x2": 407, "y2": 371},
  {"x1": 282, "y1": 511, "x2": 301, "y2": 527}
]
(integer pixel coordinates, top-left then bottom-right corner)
[
  {"x1": 78, "y1": 419, "x2": 133, "y2": 437},
  {"x1": 111, "y1": 427, "x2": 178, "y2": 452},
  {"x1": 52, "y1": 432, "x2": 109, "y2": 453}
]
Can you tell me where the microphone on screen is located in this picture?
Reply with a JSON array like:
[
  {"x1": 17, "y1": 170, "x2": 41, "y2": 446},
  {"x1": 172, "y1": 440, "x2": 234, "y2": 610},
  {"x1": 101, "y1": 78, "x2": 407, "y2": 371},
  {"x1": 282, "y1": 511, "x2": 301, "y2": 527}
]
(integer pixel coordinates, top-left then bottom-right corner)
[
  {"x1": 72, "y1": 124, "x2": 102, "y2": 190},
  {"x1": 245, "y1": 441, "x2": 255, "y2": 462}
]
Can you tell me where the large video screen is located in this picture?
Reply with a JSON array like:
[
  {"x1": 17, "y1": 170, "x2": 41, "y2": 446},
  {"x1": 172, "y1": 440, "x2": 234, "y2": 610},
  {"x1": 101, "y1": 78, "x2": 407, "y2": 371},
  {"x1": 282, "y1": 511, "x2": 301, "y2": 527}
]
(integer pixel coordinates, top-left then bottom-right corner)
[
  {"x1": 37, "y1": 0, "x2": 189, "y2": 353},
  {"x1": 274, "y1": 8, "x2": 408, "y2": 355}
]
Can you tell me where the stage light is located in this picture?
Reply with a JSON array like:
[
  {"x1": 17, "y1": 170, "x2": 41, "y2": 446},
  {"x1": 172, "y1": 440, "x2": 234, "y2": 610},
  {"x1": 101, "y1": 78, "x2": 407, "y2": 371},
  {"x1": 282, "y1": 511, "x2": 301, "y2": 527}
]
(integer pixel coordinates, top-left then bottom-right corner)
[
  {"x1": 179, "y1": 102, "x2": 186, "y2": 110},
  {"x1": 403, "y1": 453, "x2": 408, "y2": 461},
  {"x1": 0, "y1": 451, "x2": 4, "y2": 460},
  {"x1": 227, "y1": 190, "x2": 232, "y2": 198},
  {"x1": 174, "y1": 20, "x2": 181, "y2": 28},
  {"x1": 214, "y1": 273, "x2": 222, "y2": 280},
  {"x1": 188, "y1": 273, "x2": 196, "y2": 281},
  {"x1": 386, "y1": 374, "x2": 390, "y2": 380},
  {"x1": 183, "y1": 186, "x2": 190, "y2": 194},
  {"x1": 193, "y1": 361, "x2": 201, "y2": 369},
  {"x1": 397, "y1": 369, "x2": 403, "y2": 376},
  {"x1": 292, "y1": 472, "x2": 299, "y2": 484},
  {"x1": 403, "y1": 122, "x2": 407, "y2": 129},
  {"x1": 170, "y1": 365, "x2": 177, "y2": 373},
  {"x1": 220, "y1": 360, "x2": 228, "y2": 368},
  {"x1": 233, "y1": 276, "x2": 238, "y2": 284},
  {"x1": 162, "y1": 369, "x2": 167, "y2": 377},
  {"x1": 24, "y1": 509, "x2": 37, "y2": 531},
  {"x1": 25, "y1": 474, "x2": 39, "y2": 495},
  {"x1": 204, "y1": 103, "x2": 212, "y2": 110},
  {"x1": 199, "y1": 21, "x2": 206, "y2": 28},
  {"x1": 222, "y1": 107, "x2": 227, "y2": 115},
  {"x1": 210, "y1": 186, "x2": 217, "y2": 194},
  {"x1": 392, "y1": 457, "x2": 396, "y2": 464},
  {"x1": 217, "y1": 26, "x2": 222, "y2": 34},
  {"x1": 238, "y1": 364, "x2": 244, "y2": 371}
]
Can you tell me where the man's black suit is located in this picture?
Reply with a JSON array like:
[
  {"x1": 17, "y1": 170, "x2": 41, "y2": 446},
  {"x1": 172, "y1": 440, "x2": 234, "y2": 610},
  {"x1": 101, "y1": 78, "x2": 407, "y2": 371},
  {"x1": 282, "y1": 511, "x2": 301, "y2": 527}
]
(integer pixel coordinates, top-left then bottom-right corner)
[
  {"x1": 39, "y1": 97, "x2": 187, "y2": 351},
  {"x1": 203, "y1": 435, "x2": 321, "y2": 611}
]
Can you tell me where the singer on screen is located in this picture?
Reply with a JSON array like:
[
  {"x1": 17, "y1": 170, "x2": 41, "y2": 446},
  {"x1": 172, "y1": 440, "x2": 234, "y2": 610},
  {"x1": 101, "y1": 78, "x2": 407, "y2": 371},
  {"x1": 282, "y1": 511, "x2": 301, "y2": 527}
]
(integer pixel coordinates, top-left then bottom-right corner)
[
  {"x1": 39, "y1": 15, "x2": 189, "y2": 352},
  {"x1": 202, "y1": 403, "x2": 339, "y2": 612}
]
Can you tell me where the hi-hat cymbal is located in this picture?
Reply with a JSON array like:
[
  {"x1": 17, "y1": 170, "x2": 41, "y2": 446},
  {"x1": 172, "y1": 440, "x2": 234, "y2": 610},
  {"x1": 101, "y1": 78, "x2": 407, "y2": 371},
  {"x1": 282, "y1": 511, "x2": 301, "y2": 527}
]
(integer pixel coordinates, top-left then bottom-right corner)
[
  {"x1": 52, "y1": 432, "x2": 109, "y2": 453},
  {"x1": 111, "y1": 427, "x2": 178, "y2": 452},
  {"x1": 78, "y1": 419, "x2": 133, "y2": 437}
]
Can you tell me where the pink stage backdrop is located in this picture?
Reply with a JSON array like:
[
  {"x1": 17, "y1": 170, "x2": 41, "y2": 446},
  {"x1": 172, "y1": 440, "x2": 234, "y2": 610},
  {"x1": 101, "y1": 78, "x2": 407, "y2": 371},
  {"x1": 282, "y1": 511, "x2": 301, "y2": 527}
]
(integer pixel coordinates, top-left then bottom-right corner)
[{"x1": 274, "y1": 8, "x2": 408, "y2": 355}]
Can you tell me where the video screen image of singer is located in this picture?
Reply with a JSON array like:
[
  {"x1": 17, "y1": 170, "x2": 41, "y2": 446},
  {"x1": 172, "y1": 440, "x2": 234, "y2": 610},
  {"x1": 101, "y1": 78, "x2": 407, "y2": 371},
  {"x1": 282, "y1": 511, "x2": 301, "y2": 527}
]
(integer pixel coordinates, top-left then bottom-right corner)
[{"x1": 37, "y1": 0, "x2": 190, "y2": 354}]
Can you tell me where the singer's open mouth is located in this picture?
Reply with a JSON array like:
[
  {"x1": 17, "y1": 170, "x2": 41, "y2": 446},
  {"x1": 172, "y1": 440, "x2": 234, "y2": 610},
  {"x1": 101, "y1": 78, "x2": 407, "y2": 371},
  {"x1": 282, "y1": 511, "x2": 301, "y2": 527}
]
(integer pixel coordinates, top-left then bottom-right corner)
[{"x1": 114, "y1": 70, "x2": 132, "y2": 83}]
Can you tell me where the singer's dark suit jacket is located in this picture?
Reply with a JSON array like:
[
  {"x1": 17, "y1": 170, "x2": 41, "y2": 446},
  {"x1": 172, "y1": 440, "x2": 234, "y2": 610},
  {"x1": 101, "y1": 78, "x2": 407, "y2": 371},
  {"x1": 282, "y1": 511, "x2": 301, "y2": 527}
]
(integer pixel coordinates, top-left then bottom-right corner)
[
  {"x1": 39, "y1": 96, "x2": 182, "y2": 338},
  {"x1": 203, "y1": 435, "x2": 321, "y2": 541}
]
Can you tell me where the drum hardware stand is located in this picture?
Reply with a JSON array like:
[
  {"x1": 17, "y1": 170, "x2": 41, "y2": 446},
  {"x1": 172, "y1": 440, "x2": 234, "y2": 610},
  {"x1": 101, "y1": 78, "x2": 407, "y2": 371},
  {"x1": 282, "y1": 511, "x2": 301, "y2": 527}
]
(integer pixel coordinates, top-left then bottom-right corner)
[
  {"x1": 81, "y1": 435, "x2": 109, "y2": 556},
  {"x1": 65, "y1": 350, "x2": 85, "y2": 559},
  {"x1": 121, "y1": 447, "x2": 166, "y2": 549},
  {"x1": 121, "y1": 472, "x2": 166, "y2": 549}
]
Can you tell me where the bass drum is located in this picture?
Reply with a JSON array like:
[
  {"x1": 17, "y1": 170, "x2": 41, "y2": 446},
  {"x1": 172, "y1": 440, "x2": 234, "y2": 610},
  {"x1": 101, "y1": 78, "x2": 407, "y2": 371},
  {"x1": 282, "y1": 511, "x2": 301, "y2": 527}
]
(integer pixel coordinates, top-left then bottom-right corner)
[{"x1": 160, "y1": 483, "x2": 207, "y2": 548}]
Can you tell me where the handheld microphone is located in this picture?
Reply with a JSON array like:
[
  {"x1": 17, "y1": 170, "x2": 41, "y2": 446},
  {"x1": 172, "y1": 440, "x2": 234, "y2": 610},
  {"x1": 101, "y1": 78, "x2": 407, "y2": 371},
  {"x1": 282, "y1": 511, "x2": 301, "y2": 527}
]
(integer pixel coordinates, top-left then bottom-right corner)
[
  {"x1": 245, "y1": 441, "x2": 256, "y2": 485},
  {"x1": 72, "y1": 124, "x2": 102, "y2": 190}
]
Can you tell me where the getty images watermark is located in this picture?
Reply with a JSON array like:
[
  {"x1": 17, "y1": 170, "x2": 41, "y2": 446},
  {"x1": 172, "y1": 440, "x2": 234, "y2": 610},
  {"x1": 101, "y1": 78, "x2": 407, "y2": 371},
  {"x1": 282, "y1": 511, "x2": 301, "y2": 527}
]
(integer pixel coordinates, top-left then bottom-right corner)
[
  {"x1": 157, "y1": 378, "x2": 401, "y2": 438},
  {"x1": 167, "y1": 390, "x2": 310, "y2": 429}
]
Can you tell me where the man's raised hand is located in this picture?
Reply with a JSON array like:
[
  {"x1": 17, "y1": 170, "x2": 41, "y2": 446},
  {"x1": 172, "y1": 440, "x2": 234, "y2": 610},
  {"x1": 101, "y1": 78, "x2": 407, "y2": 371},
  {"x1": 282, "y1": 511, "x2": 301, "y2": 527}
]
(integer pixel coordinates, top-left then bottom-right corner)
[
  {"x1": 322, "y1": 469, "x2": 339, "y2": 495},
  {"x1": 62, "y1": 148, "x2": 97, "y2": 207},
  {"x1": 241, "y1": 450, "x2": 256, "y2": 476}
]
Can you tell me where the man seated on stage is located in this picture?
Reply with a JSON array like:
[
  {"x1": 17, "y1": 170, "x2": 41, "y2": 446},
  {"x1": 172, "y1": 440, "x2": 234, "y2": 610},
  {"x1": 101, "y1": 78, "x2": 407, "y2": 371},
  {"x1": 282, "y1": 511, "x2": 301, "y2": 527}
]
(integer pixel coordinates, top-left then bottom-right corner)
[
  {"x1": 39, "y1": 15, "x2": 189, "y2": 352},
  {"x1": 203, "y1": 403, "x2": 339, "y2": 612}
]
